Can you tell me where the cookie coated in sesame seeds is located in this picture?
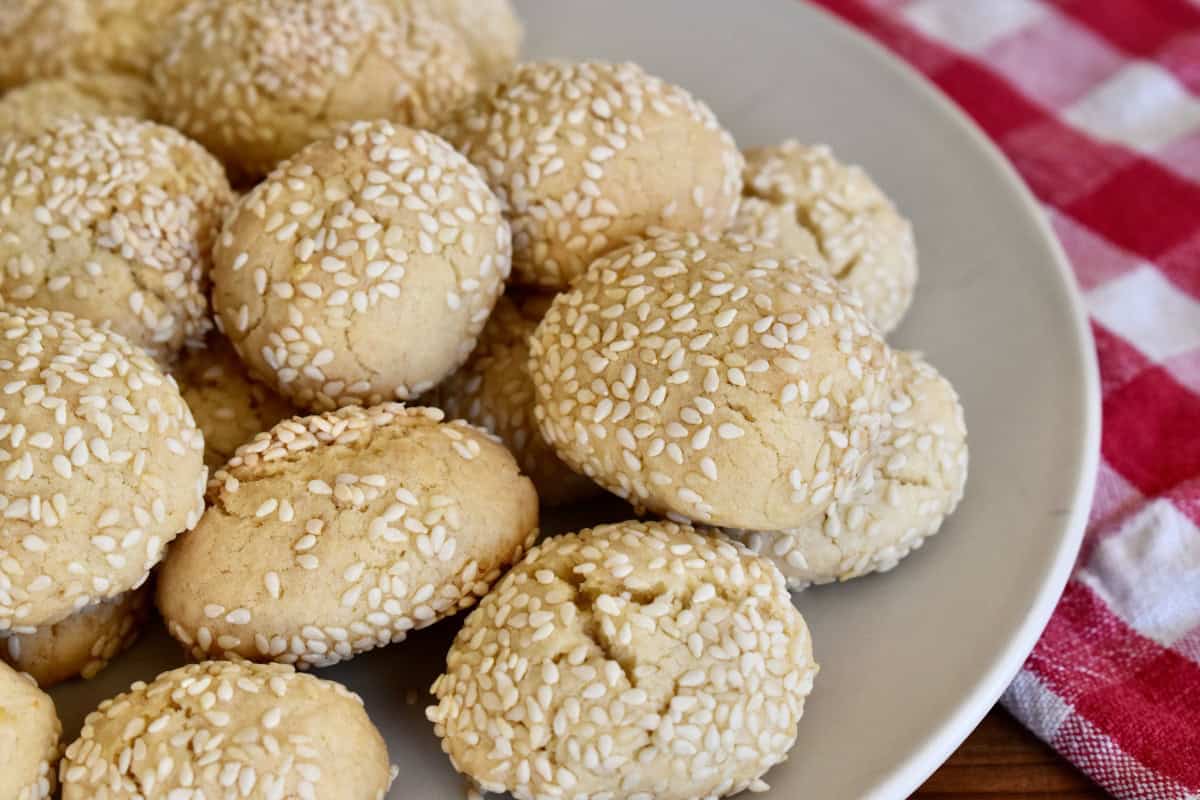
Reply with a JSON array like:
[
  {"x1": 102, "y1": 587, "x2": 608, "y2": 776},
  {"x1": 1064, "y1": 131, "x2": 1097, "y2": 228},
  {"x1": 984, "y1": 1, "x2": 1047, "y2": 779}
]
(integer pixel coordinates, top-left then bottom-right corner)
[
  {"x1": 157, "y1": 404, "x2": 539, "y2": 669},
  {"x1": 432, "y1": 294, "x2": 602, "y2": 507},
  {"x1": 743, "y1": 140, "x2": 918, "y2": 335},
  {"x1": 393, "y1": 0, "x2": 522, "y2": 84},
  {"x1": 0, "y1": 0, "x2": 187, "y2": 90},
  {"x1": 0, "y1": 116, "x2": 233, "y2": 360},
  {"x1": 725, "y1": 350, "x2": 968, "y2": 589},
  {"x1": 212, "y1": 120, "x2": 512, "y2": 411},
  {"x1": 174, "y1": 333, "x2": 296, "y2": 472},
  {"x1": 0, "y1": 308, "x2": 207, "y2": 632},
  {"x1": 443, "y1": 60, "x2": 744, "y2": 289},
  {"x1": 153, "y1": 0, "x2": 478, "y2": 178},
  {"x1": 0, "y1": 660, "x2": 61, "y2": 800},
  {"x1": 59, "y1": 660, "x2": 395, "y2": 800},
  {"x1": 529, "y1": 231, "x2": 893, "y2": 531},
  {"x1": 429, "y1": 520, "x2": 818, "y2": 800},
  {"x1": 0, "y1": 73, "x2": 155, "y2": 140},
  {"x1": 1, "y1": 586, "x2": 149, "y2": 688}
]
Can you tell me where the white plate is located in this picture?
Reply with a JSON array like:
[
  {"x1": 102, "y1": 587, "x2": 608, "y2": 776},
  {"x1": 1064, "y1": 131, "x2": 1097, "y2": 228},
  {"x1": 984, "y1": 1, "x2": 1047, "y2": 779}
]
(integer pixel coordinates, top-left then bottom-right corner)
[{"x1": 50, "y1": 1, "x2": 1101, "y2": 797}]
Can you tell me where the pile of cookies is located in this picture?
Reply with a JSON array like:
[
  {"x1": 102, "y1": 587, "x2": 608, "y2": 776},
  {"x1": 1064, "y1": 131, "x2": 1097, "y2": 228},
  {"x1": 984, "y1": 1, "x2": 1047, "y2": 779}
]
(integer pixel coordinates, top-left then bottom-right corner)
[{"x1": 0, "y1": 1, "x2": 967, "y2": 798}]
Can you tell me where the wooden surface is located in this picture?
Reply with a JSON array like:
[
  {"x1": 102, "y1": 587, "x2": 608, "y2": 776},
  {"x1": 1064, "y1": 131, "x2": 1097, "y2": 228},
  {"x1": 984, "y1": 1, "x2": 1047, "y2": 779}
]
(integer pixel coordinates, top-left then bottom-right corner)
[{"x1": 914, "y1": 707, "x2": 1108, "y2": 799}]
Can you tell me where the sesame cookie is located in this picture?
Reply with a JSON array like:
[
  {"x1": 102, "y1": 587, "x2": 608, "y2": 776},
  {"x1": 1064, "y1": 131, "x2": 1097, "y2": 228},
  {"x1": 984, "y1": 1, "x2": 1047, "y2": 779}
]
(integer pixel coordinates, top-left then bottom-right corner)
[
  {"x1": 0, "y1": 116, "x2": 233, "y2": 360},
  {"x1": 158, "y1": 404, "x2": 538, "y2": 669},
  {"x1": 725, "y1": 350, "x2": 968, "y2": 588},
  {"x1": 432, "y1": 294, "x2": 601, "y2": 507},
  {"x1": 0, "y1": 661, "x2": 60, "y2": 800},
  {"x1": 530, "y1": 231, "x2": 893, "y2": 531},
  {"x1": 60, "y1": 660, "x2": 394, "y2": 800},
  {"x1": 0, "y1": 0, "x2": 186, "y2": 90},
  {"x1": 154, "y1": 0, "x2": 478, "y2": 178},
  {"x1": 174, "y1": 333, "x2": 296, "y2": 471},
  {"x1": 0, "y1": 308, "x2": 207, "y2": 632},
  {"x1": 0, "y1": 73, "x2": 155, "y2": 140},
  {"x1": 429, "y1": 520, "x2": 818, "y2": 800},
  {"x1": 1, "y1": 587, "x2": 149, "y2": 688},
  {"x1": 743, "y1": 140, "x2": 918, "y2": 335},
  {"x1": 730, "y1": 196, "x2": 826, "y2": 269},
  {"x1": 212, "y1": 120, "x2": 511, "y2": 411},
  {"x1": 444, "y1": 60, "x2": 744, "y2": 289}
]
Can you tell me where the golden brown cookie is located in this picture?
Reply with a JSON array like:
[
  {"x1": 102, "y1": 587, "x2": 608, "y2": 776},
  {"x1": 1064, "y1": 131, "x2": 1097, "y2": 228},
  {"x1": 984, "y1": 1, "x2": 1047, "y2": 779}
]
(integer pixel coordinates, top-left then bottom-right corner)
[
  {"x1": 60, "y1": 660, "x2": 394, "y2": 799},
  {"x1": 158, "y1": 404, "x2": 538, "y2": 668},
  {"x1": 212, "y1": 120, "x2": 510, "y2": 410},
  {"x1": 444, "y1": 60, "x2": 743, "y2": 288},
  {"x1": 0, "y1": 116, "x2": 233, "y2": 360},
  {"x1": 154, "y1": 0, "x2": 478, "y2": 177},
  {"x1": 530, "y1": 231, "x2": 893, "y2": 530},
  {"x1": 0, "y1": 660, "x2": 60, "y2": 800},
  {"x1": 430, "y1": 520, "x2": 818, "y2": 800},
  {"x1": 0, "y1": 308, "x2": 206, "y2": 632}
]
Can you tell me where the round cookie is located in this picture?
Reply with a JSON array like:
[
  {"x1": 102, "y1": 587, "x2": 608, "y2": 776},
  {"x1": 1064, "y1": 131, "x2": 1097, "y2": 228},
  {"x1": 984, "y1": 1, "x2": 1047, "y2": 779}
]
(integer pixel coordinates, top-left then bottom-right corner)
[
  {"x1": 0, "y1": 661, "x2": 60, "y2": 800},
  {"x1": 154, "y1": 0, "x2": 478, "y2": 177},
  {"x1": 0, "y1": 0, "x2": 187, "y2": 91},
  {"x1": 529, "y1": 231, "x2": 894, "y2": 531},
  {"x1": 0, "y1": 73, "x2": 155, "y2": 139},
  {"x1": 213, "y1": 119, "x2": 511, "y2": 410},
  {"x1": 725, "y1": 350, "x2": 968, "y2": 589},
  {"x1": 158, "y1": 403, "x2": 538, "y2": 669},
  {"x1": 1, "y1": 587, "x2": 150, "y2": 688},
  {"x1": 0, "y1": 307, "x2": 207, "y2": 632},
  {"x1": 730, "y1": 196, "x2": 826, "y2": 269},
  {"x1": 743, "y1": 140, "x2": 918, "y2": 335},
  {"x1": 429, "y1": 520, "x2": 818, "y2": 800},
  {"x1": 443, "y1": 60, "x2": 744, "y2": 289},
  {"x1": 0, "y1": 115, "x2": 233, "y2": 360},
  {"x1": 432, "y1": 294, "x2": 601, "y2": 506},
  {"x1": 174, "y1": 333, "x2": 296, "y2": 471},
  {"x1": 60, "y1": 660, "x2": 394, "y2": 799}
]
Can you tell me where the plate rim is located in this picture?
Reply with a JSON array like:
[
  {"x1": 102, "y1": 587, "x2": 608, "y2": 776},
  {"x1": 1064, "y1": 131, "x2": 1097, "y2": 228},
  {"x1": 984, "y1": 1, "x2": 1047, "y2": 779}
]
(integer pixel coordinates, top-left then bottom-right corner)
[{"x1": 795, "y1": 5, "x2": 1102, "y2": 797}]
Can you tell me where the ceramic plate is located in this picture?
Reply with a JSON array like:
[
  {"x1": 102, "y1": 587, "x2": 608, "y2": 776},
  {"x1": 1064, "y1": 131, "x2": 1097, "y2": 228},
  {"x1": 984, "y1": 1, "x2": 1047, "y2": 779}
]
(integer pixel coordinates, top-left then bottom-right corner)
[{"x1": 50, "y1": 1, "x2": 1101, "y2": 797}]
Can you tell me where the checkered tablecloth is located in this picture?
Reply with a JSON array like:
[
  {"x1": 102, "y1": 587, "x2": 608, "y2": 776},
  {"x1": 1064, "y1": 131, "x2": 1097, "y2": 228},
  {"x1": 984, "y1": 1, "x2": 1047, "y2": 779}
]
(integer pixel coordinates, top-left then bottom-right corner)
[{"x1": 809, "y1": 1, "x2": 1200, "y2": 797}]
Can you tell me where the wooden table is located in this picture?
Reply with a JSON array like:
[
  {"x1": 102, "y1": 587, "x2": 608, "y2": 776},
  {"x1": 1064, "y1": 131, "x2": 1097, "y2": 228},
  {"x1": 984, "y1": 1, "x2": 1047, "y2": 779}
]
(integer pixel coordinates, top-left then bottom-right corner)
[{"x1": 915, "y1": 707, "x2": 1107, "y2": 799}]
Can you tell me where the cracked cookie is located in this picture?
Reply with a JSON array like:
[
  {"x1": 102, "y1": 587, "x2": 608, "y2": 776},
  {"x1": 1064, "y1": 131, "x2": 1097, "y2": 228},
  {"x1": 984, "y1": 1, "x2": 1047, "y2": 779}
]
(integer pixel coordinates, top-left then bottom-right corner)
[
  {"x1": 743, "y1": 140, "x2": 918, "y2": 335},
  {"x1": 0, "y1": 660, "x2": 60, "y2": 800},
  {"x1": 0, "y1": 73, "x2": 155, "y2": 140},
  {"x1": 529, "y1": 231, "x2": 893, "y2": 531},
  {"x1": 153, "y1": 0, "x2": 478, "y2": 178},
  {"x1": 725, "y1": 350, "x2": 968, "y2": 589},
  {"x1": 443, "y1": 60, "x2": 743, "y2": 289},
  {"x1": 174, "y1": 333, "x2": 296, "y2": 472},
  {"x1": 0, "y1": 116, "x2": 233, "y2": 361},
  {"x1": 0, "y1": 0, "x2": 186, "y2": 91},
  {"x1": 431, "y1": 293, "x2": 601, "y2": 507},
  {"x1": 60, "y1": 659, "x2": 394, "y2": 799},
  {"x1": 0, "y1": 308, "x2": 206, "y2": 633},
  {"x1": 212, "y1": 120, "x2": 511, "y2": 411},
  {"x1": 157, "y1": 404, "x2": 538, "y2": 669},
  {"x1": 1, "y1": 586, "x2": 150, "y2": 688},
  {"x1": 429, "y1": 519, "x2": 818, "y2": 800}
]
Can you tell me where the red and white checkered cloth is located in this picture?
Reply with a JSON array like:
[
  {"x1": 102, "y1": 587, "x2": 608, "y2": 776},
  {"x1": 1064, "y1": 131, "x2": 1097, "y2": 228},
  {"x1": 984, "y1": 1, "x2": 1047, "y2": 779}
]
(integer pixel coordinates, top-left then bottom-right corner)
[{"x1": 807, "y1": 0, "x2": 1200, "y2": 797}]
